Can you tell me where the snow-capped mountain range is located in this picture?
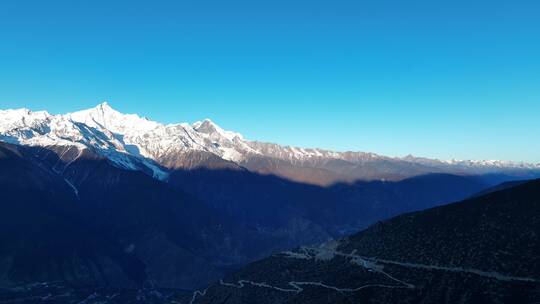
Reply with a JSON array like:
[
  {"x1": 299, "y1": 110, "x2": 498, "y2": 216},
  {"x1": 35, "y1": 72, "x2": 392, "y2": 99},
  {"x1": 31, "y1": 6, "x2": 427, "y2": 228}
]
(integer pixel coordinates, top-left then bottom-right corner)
[{"x1": 1, "y1": 102, "x2": 539, "y2": 183}]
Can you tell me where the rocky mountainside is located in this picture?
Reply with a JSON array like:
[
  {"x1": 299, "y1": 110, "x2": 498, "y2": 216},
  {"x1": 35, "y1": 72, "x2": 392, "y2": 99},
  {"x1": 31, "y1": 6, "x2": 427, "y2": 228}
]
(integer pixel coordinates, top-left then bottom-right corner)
[
  {"x1": 0, "y1": 143, "x2": 144, "y2": 288},
  {"x1": 0, "y1": 142, "x2": 269, "y2": 290},
  {"x1": 0, "y1": 139, "x2": 491, "y2": 292},
  {"x1": 191, "y1": 178, "x2": 540, "y2": 304}
]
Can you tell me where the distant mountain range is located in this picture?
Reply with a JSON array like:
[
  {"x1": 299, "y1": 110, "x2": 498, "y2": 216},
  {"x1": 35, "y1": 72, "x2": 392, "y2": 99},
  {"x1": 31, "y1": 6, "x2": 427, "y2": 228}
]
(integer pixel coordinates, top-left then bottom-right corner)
[
  {"x1": 1, "y1": 102, "x2": 539, "y2": 185},
  {"x1": 1, "y1": 103, "x2": 539, "y2": 301},
  {"x1": 191, "y1": 178, "x2": 540, "y2": 304}
]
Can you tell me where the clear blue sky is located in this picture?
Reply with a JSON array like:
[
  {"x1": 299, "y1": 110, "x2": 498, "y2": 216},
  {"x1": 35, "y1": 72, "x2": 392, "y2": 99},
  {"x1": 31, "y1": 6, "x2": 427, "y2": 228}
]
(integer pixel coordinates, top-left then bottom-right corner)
[{"x1": 1, "y1": 0, "x2": 539, "y2": 162}]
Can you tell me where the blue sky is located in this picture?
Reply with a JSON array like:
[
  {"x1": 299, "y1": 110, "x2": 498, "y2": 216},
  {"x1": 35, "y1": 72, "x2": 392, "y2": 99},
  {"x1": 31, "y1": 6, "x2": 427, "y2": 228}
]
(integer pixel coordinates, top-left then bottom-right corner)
[{"x1": 1, "y1": 0, "x2": 539, "y2": 162}]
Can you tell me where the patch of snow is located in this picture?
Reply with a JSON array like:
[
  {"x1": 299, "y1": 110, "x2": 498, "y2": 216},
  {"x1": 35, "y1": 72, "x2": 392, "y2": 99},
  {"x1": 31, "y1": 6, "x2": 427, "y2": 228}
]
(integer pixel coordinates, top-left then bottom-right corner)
[{"x1": 63, "y1": 178, "x2": 79, "y2": 199}]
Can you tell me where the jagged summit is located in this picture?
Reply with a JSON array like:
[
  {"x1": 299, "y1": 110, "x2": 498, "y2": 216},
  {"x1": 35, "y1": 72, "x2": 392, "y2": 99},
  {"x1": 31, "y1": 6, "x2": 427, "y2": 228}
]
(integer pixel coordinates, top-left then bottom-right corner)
[
  {"x1": 68, "y1": 102, "x2": 160, "y2": 134},
  {"x1": 97, "y1": 100, "x2": 111, "y2": 108},
  {"x1": 193, "y1": 118, "x2": 245, "y2": 141}
]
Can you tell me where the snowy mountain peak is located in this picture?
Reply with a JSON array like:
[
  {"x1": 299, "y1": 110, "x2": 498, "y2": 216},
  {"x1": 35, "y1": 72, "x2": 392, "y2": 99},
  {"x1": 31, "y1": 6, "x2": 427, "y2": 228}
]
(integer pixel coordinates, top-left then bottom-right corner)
[
  {"x1": 97, "y1": 101, "x2": 111, "y2": 108},
  {"x1": 64, "y1": 104, "x2": 254, "y2": 168},
  {"x1": 0, "y1": 108, "x2": 51, "y2": 125},
  {"x1": 68, "y1": 103, "x2": 160, "y2": 134},
  {"x1": 193, "y1": 118, "x2": 244, "y2": 141},
  {"x1": 0, "y1": 108, "x2": 53, "y2": 143}
]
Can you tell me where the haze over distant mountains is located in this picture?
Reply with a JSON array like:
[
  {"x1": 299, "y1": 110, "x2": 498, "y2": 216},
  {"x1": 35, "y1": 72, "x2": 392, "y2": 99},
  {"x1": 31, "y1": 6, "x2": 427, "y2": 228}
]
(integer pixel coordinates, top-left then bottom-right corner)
[{"x1": 1, "y1": 102, "x2": 539, "y2": 186}]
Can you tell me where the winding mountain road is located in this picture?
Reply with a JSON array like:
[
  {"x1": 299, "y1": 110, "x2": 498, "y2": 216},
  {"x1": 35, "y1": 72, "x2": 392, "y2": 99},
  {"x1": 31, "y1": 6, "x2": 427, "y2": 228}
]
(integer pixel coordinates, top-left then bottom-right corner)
[{"x1": 187, "y1": 244, "x2": 539, "y2": 303}]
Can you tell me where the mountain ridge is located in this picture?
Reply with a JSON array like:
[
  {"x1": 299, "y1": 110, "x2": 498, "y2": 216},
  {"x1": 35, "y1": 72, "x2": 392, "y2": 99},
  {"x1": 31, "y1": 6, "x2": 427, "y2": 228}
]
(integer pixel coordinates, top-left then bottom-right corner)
[{"x1": 1, "y1": 103, "x2": 538, "y2": 186}]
